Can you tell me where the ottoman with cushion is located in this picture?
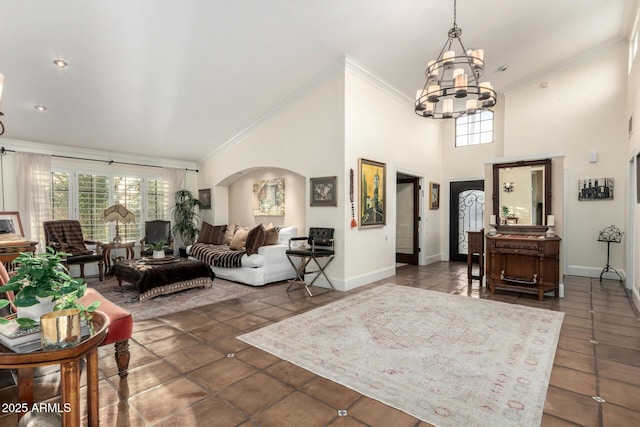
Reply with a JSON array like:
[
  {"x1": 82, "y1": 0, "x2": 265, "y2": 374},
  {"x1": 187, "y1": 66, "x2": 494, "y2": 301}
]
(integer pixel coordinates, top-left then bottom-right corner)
[{"x1": 111, "y1": 257, "x2": 215, "y2": 302}]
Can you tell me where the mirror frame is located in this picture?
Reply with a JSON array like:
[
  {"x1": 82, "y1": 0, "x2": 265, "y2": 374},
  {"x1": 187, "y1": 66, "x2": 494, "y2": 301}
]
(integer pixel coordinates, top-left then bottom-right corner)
[{"x1": 493, "y1": 158, "x2": 552, "y2": 233}]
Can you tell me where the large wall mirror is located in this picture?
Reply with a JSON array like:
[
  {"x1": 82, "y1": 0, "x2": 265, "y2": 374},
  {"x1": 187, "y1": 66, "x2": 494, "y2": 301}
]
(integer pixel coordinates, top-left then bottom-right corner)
[{"x1": 493, "y1": 158, "x2": 551, "y2": 232}]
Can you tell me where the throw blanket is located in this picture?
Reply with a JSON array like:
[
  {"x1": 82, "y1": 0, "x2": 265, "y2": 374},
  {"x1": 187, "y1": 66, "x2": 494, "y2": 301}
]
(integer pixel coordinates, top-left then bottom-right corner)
[{"x1": 190, "y1": 243, "x2": 246, "y2": 268}]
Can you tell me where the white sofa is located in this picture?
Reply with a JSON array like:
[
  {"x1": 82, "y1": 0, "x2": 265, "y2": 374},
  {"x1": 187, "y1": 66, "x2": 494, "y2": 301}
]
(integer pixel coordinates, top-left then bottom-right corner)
[{"x1": 187, "y1": 226, "x2": 298, "y2": 287}]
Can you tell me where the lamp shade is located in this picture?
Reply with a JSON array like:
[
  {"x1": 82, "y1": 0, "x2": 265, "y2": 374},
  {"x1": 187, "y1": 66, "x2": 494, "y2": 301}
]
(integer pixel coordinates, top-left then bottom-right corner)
[{"x1": 103, "y1": 204, "x2": 135, "y2": 224}]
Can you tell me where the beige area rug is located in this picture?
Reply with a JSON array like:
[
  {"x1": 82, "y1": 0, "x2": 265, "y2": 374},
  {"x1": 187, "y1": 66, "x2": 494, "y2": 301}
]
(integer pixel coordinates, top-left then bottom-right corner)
[
  {"x1": 239, "y1": 284, "x2": 564, "y2": 427},
  {"x1": 89, "y1": 276, "x2": 260, "y2": 321}
]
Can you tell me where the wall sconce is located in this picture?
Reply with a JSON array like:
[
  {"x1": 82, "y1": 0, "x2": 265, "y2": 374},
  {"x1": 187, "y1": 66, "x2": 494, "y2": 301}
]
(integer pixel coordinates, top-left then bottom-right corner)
[{"x1": 503, "y1": 181, "x2": 514, "y2": 192}]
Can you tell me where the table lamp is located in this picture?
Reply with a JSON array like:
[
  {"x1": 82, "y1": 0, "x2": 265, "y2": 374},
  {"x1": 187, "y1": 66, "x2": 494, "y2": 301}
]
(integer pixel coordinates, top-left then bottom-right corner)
[{"x1": 103, "y1": 204, "x2": 135, "y2": 242}]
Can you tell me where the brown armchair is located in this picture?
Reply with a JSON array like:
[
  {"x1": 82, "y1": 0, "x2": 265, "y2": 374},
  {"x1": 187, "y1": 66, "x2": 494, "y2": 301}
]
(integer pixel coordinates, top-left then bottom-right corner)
[
  {"x1": 139, "y1": 220, "x2": 174, "y2": 257},
  {"x1": 43, "y1": 220, "x2": 104, "y2": 281}
]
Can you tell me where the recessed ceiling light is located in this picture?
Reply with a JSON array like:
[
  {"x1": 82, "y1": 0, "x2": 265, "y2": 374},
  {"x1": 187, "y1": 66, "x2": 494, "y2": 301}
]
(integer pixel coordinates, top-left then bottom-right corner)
[
  {"x1": 53, "y1": 59, "x2": 68, "y2": 69},
  {"x1": 34, "y1": 105, "x2": 47, "y2": 112}
]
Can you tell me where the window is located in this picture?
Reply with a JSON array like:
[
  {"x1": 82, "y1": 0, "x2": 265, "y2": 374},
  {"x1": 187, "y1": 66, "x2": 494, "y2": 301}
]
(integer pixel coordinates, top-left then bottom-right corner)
[
  {"x1": 455, "y1": 111, "x2": 494, "y2": 147},
  {"x1": 78, "y1": 173, "x2": 110, "y2": 241},
  {"x1": 50, "y1": 169, "x2": 169, "y2": 242},
  {"x1": 51, "y1": 171, "x2": 70, "y2": 220}
]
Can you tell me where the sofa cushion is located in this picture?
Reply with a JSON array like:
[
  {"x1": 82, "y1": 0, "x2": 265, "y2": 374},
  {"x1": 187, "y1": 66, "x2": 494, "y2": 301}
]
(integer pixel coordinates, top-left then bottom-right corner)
[
  {"x1": 197, "y1": 222, "x2": 226, "y2": 245},
  {"x1": 264, "y1": 223, "x2": 279, "y2": 245},
  {"x1": 245, "y1": 224, "x2": 266, "y2": 256},
  {"x1": 223, "y1": 222, "x2": 237, "y2": 245},
  {"x1": 229, "y1": 227, "x2": 249, "y2": 250},
  {"x1": 276, "y1": 226, "x2": 297, "y2": 245}
]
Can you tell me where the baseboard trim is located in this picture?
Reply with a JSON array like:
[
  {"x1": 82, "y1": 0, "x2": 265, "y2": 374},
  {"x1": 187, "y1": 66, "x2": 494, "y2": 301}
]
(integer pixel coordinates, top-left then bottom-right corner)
[
  {"x1": 566, "y1": 264, "x2": 626, "y2": 281},
  {"x1": 340, "y1": 266, "x2": 396, "y2": 292}
]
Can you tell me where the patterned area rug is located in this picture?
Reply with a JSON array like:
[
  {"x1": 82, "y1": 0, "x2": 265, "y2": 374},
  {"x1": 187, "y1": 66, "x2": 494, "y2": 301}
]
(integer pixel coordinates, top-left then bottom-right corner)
[
  {"x1": 239, "y1": 284, "x2": 564, "y2": 427},
  {"x1": 89, "y1": 276, "x2": 260, "y2": 321}
]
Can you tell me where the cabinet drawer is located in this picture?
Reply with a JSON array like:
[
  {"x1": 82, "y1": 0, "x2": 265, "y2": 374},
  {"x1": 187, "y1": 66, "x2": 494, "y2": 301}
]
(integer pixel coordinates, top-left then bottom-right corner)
[
  {"x1": 495, "y1": 240, "x2": 540, "y2": 251},
  {"x1": 492, "y1": 248, "x2": 539, "y2": 256}
]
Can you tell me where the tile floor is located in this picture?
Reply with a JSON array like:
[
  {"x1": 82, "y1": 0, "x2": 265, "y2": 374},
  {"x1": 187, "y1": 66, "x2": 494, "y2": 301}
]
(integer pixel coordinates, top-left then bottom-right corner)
[{"x1": 1, "y1": 261, "x2": 640, "y2": 426}]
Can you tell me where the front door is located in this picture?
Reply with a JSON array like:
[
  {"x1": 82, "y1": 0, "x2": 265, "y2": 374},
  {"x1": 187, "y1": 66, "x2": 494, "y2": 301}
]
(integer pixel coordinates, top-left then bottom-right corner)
[{"x1": 449, "y1": 180, "x2": 484, "y2": 262}]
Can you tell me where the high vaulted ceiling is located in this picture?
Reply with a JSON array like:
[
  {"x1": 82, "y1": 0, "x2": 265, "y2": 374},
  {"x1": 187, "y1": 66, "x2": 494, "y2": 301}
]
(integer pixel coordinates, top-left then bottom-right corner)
[{"x1": 0, "y1": 1, "x2": 636, "y2": 163}]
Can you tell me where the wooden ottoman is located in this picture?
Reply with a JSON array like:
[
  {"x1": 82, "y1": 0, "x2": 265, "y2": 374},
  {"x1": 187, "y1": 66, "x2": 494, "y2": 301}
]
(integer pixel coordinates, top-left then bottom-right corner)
[{"x1": 111, "y1": 258, "x2": 215, "y2": 302}]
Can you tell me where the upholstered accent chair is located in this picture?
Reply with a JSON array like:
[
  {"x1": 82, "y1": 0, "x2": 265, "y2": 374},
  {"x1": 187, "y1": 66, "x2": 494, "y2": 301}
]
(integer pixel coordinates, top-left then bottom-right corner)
[
  {"x1": 43, "y1": 220, "x2": 104, "y2": 281},
  {"x1": 139, "y1": 220, "x2": 174, "y2": 257},
  {"x1": 285, "y1": 227, "x2": 335, "y2": 296}
]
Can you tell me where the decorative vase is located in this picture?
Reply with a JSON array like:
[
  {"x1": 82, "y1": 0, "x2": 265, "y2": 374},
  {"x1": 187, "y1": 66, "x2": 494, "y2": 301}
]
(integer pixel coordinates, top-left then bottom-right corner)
[
  {"x1": 40, "y1": 308, "x2": 81, "y2": 350},
  {"x1": 153, "y1": 250, "x2": 165, "y2": 259},
  {"x1": 17, "y1": 295, "x2": 56, "y2": 323}
]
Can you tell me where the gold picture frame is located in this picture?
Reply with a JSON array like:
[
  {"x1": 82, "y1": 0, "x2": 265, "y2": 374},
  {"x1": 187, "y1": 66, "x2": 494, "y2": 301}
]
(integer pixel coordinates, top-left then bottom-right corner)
[{"x1": 358, "y1": 158, "x2": 386, "y2": 228}]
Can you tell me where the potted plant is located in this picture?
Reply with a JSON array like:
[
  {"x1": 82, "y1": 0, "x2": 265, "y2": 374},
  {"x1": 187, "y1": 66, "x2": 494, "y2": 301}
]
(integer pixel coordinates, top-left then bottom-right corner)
[
  {"x1": 172, "y1": 189, "x2": 201, "y2": 256},
  {"x1": 148, "y1": 240, "x2": 167, "y2": 259},
  {"x1": 0, "y1": 248, "x2": 100, "y2": 328}
]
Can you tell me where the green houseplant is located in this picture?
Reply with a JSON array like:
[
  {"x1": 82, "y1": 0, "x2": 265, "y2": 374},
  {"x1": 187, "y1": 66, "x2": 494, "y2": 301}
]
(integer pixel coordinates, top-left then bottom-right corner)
[
  {"x1": 0, "y1": 247, "x2": 100, "y2": 328},
  {"x1": 148, "y1": 239, "x2": 167, "y2": 258},
  {"x1": 172, "y1": 189, "x2": 201, "y2": 249}
]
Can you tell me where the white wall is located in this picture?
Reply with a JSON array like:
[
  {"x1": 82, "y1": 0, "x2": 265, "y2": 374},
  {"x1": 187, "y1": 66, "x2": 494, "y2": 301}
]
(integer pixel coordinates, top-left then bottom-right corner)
[
  {"x1": 343, "y1": 60, "x2": 441, "y2": 289},
  {"x1": 504, "y1": 44, "x2": 628, "y2": 279},
  {"x1": 439, "y1": 95, "x2": 506, "y2": 260},
  {"x1": 197, "y1": 57, "x2": 442, "y2": 291},
  {"x1": 197, "y1": 60, "x2": 346, "y2": 285},
  {"x1": 627, "y1": 4, "x2": 640, "y2": 308}
]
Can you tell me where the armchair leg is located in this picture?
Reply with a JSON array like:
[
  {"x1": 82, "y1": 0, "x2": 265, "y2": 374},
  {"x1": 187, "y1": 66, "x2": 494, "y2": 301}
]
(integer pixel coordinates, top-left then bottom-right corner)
[
  {"x1": 98, "y1": 261, "x2": 104, "y2": 281},
  {"x1": 114, "y1": 340, "x2": 130, "y2": 379},
  {"x1": 79, "y1": 264, "x2": 85, "y2": 278}
]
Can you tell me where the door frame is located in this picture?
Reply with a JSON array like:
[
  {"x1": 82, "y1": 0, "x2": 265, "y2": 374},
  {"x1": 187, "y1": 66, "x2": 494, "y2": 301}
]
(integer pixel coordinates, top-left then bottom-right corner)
[{"x1": 396, "y1": 176, "x2": 420, "y2": 264}]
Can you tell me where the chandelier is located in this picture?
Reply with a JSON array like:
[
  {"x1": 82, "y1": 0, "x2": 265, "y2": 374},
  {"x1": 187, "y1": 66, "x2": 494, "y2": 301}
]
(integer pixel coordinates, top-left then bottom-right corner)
[{"x1": 415, "y1": 0, "x2": 497, "y2": 119}]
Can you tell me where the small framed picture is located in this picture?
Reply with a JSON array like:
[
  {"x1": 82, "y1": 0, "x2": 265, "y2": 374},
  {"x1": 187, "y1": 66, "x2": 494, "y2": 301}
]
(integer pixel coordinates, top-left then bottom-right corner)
[
  {"x1": 0, "y1": 211, "x2": 24, "y2": 235},
  {"x1": 199, "y1": 188, "x2": 212, "y2": 210},
  {"x1": 429, "y1": 182, "x2": 440, "y2": 210},
  {"x1": 310, "y1": 176, "x2": 337, "y2": 206}
]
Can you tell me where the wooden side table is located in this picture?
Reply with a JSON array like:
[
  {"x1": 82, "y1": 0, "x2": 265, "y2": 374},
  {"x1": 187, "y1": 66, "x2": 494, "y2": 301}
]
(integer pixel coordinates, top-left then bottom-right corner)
[
  {"x1": 0, "y1": 311, "x2": 109, "y2": 427},
  {"x1": 99, "y1": 241, "x2": 136, "y2": 274},
  {"x1": 467, "y1": 229, "x2": 484, "y2": 285}
]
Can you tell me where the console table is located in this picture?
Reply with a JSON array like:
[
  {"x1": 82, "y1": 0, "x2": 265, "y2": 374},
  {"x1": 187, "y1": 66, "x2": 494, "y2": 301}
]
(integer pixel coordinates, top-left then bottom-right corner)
[
  {"x1": 0, "y1": 311, "x2": 109, "y2": 426},
  {"x1": 486, "y1": 234, "x2": 561, "y2": 301}
]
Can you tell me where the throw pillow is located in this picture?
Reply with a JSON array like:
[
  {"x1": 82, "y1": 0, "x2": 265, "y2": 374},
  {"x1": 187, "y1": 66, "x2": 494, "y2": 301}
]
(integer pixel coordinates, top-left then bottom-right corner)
[
  {"x1": 229, "y1": 227, "x2": 249, "y2": 251},
  {"x1": 223, "y1": 222, "x2": 237, "y2": 245},
  {"x1": 197, "y1": 222, "x2": 227, "y2": 245},
  {"x1": 263, "y1": 223, "x2": 279, "y2": 245},
  {"x1": 245, "y1": 224, "x2": 266, "y2": 256}
]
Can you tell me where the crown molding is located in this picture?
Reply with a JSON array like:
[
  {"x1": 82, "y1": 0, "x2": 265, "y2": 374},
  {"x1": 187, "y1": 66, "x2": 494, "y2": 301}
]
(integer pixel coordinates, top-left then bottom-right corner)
[
  {"x1": 344, "y1": 55, "x2": 413, "y2": 106},
  {"x1": 0, "y1": 138, "x2": 198, "y2": 171}
]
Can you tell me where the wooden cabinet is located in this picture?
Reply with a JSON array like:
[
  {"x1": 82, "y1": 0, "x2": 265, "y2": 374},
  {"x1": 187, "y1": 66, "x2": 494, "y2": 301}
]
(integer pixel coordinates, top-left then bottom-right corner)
[{"x1": 486, "y1": 234, "x2": 561, "y2": 301}]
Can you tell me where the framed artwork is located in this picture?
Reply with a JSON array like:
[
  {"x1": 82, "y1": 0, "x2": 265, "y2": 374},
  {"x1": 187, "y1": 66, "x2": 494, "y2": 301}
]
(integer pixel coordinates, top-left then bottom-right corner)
[
  {"x1": 253, "y1": 178, "x2": 285, "y2": 216},
  {"x1": 199, "y1": 188, "x2": 211, "y2": 210},
  {"x1": 0, "y1": 211, "x2": 24, "y2": 235},
  {"x1": 358, "y1": 158, "x2": 386, "y2": 228},
  {"x1": 578, "y1": 177, "x2": 614, "y2": 201},
  {"x1": 310, "y1": 176, "x2": 337, "y2": 207},
  {"x1": 429, "y1": 182, "x2": 440, "y2": 210}
]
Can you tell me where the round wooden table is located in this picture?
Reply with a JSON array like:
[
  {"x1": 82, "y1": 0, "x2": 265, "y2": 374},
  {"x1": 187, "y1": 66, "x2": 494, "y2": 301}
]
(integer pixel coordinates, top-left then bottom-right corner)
[
  {"x1": 99, "y1": 240, "x2": 136, "y2": 274},
  {"x1": 0, "y1": 311, "x2": 109, "y2": 427}
]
